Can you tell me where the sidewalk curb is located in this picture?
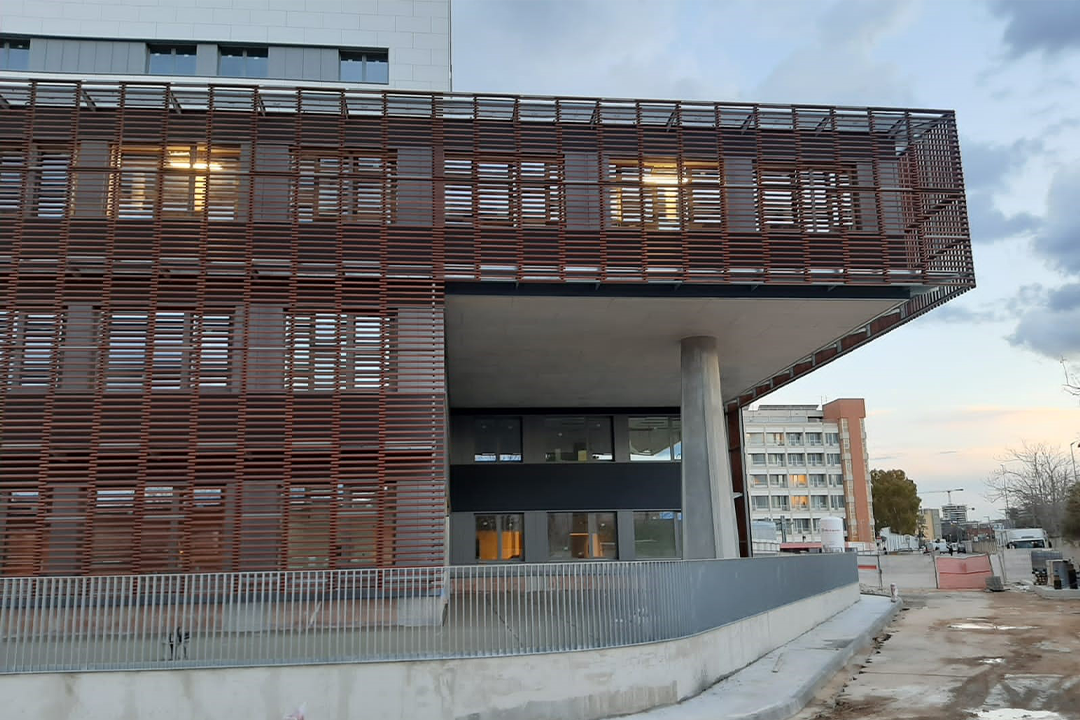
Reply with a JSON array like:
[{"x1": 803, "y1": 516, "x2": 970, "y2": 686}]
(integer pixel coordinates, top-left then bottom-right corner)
[{"x1": 727, "y1": 596, "x2": 902, "y2": 720}]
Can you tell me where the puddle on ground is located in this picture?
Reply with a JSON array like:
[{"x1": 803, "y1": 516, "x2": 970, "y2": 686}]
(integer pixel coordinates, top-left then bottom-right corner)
[
  {"x1": 1035, "y1": 641, "x2": 1073, "y2": 653},
  {"x1": 980, "y1": 658, "x2": 1006, "y2": 665},
  {"x1": 948, "y1": 622, "x2": 1037, "y2": 631},
  {"x1": 972, "y1": 710, "x2": 1065, "y2": 720}
]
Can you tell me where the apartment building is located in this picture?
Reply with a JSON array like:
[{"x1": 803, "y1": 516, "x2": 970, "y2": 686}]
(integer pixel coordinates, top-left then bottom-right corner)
[
  {"x1": 743, "y1": 400, "x2": 873, "y2": 546},
  {"x1": 0, "y1": 1, "x2": 974, "y2": 576}
]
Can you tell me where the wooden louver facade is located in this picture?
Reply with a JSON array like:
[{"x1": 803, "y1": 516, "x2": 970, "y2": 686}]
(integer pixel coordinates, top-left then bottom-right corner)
[{"x1": 0, "y1": 80, "x2": 973, "y2": 576}]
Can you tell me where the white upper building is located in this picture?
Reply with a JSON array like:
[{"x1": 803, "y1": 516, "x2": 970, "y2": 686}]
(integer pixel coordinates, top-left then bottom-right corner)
[
  {"x1": 742, "y1": 402, "x2": 874, "y2": 546},
  {"x1": 0, "y1": 0, "x2": 451, "y2": 91}
]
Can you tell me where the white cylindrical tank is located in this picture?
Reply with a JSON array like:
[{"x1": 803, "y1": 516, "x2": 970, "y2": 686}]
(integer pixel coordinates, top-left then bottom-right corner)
[{"x1": 820, "y1": 517, "x2": 845, "y2": 553}]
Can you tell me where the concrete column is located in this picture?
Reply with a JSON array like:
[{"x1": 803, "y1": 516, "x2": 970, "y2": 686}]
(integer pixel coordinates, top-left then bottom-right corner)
[{"x1": 680, "y1": 336, "x2": 740, "y2": 559}]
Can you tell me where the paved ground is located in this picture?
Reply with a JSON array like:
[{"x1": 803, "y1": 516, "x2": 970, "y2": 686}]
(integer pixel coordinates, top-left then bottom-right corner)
[{"x1": 793, "y1": 590, "x2": 1080, "y2": 720}]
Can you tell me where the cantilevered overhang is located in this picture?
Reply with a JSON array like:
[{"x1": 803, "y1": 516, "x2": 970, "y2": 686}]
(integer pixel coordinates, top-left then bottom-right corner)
[{"x1": 446, "y1": 283, "x2": 918, "y2": 410}]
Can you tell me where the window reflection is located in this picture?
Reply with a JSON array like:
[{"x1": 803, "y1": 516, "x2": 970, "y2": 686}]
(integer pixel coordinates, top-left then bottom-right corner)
[
  {"x1": 629, "y1": 416, "x2": 681, "y2": 461},
  {"x1": 543, "y1": 417, "x2": 613, "y2": 462},
  {"x1": 475, "y1": 513, "x2": 524, "y2": 562},
  {"x1": 548, "y1": 512, "x2": 617, "y2": 559}
]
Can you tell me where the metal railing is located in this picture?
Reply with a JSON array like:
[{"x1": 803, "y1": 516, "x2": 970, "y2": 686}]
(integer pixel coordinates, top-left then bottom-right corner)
[{"x1": 0, "y1": 554, "x2": 855, "y2": 673}]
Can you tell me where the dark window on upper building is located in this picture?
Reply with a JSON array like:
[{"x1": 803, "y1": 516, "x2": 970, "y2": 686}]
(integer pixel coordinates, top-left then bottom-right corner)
[
  {"x1": 147, "y1": 44, "x2": 198, "y2": 75},
  {"x1": 542, "y1": 416, "x2": 613, "y2": 462},
  {"x1": 339, "y1": 49, "x2": 389, "y2": 84},
  {"x1": 473, "y1": 417, "x2": 522, "y2": 463},
  {"x1": 294, "y1": 150, "x2": 394, "y2": 223},
  {"x1": 0, "y1": 38, "x2": 30, "y2": 71},
  {"x1": 760, "y1": 165, "x2": 857, "y2": 233},
  {"x1": 444, "y1": 155, "x2": 562, "y2": 226},
  {"x1": 628, "y1": 416, "x2": 681, "y2": 461},
  {"x1": 218, "y1": 46, "x2": 268, "y2": 78}
]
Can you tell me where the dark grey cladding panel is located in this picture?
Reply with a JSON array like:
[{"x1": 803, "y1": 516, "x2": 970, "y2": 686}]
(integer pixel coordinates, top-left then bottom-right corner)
[{"x1": 449, "y1": 462, "x2": 681, "y2": 512}]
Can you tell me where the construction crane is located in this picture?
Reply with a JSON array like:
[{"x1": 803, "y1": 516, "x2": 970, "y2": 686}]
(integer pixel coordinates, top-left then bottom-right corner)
[{"x1": 922, "y1": 488, "x2": 964, "y2": 504}]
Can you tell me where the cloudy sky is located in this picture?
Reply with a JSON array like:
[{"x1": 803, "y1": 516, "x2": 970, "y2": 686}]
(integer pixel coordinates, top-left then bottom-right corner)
[{"x1": 451, "y1": 0, "x2": 1080, "y2": 518}]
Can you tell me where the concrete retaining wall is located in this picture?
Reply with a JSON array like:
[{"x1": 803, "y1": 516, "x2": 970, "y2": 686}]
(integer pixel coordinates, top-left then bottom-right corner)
[{"x1": 1, "y1": 583, "x2": 858, "y2": 720}]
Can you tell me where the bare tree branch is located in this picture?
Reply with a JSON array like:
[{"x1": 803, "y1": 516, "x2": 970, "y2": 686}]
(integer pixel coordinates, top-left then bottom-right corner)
[{"x1": 986, "y1": 442, "x2": 1075, "y2": 536}]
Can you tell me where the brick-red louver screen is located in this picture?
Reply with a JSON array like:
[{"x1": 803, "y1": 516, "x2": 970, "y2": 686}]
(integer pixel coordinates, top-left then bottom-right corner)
[{"x1": 0, "y1": 80, "x2": 972, "y2": 575}]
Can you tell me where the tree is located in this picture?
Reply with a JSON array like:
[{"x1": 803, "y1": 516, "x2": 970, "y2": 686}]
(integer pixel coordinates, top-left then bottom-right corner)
[
  {"x1": 1064, "y1": 482, "x2": 1080, "y2": 541},
  {"x1": 986, "y1": 442, "x2": 1075, "y2": 537},
  {"x1": 871, "y1": 469, "x2": 921, "y2": 535}
]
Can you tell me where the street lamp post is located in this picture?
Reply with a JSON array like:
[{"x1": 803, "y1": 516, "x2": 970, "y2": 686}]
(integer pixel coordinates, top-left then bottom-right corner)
[{"x1": 1070, "y1": 441, "x2": 1078, "y2": 483}]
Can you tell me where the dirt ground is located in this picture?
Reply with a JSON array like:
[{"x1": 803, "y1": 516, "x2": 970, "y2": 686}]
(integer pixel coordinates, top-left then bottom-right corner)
[{"x1": 793, "y1": 589, "x2": 1080, "y2": 720}]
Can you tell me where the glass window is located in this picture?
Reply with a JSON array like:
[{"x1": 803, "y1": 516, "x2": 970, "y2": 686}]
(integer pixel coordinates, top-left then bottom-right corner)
[
  {"x1": 750, "y1": 474, "x2": 768, "y2": 488},
  {"x1": 746, "y1": 432, "x2": 764, "y2": 446},
  {"x1": 767, "y1": 453, "x2": 786, "y2": 466},
  {"x1": 0, "y1": 39, "x2": 30, "y2": 71},
  {"x1": 812, "y1": 495, "x2": 829, "y2": 510},
  {"x1": 750, "y1": 453, "x2": 766, "y2": 466},
  {"x1": 827, "y1": 453, "x2": 841, "y2": 465},
  {"x1": 751, "y1": 496, "x2": 770, "y2": 510},
  {"x1": 771, "y1": 496, "x2": 789, "y2": 511},
  {"x1": 830, "y1": 475, "x2": 844, "y2": 487},
  {"x1": 608, "y1": 158, "x2": 721, "y2": 231},
  {"x1": 294, "y1": 150, "x2": 393, "y2": 224},
  {"x1": 548, "y1": 512, "x2": 617, "y2": 560},
  {"x1": 340, "y1": 49, "x2": 389, "y2": 84},
  {"x1": 806, "y1": 432, "x2": 823, "y2": 446},
  {"x1": 147, "y1": 44, "x2": 198, "y2": 75},
  {"x1": 831, "y1": 496, "x2": 846, "y2": 510},
  {"x1": 475, "y1": 514, "x2": 524, "y2": 562},
  {"x1": 791, "y1": 495, "x2": 809, "y2": 510},
  {"x1": 633, "y1": 511, "x2": 679, "y2": 559},
  {"x1": 770, "y1": 474, "x2": 787, "y2": 487},
  {"x1": 543, "y1": 417, "x2": 612, "y2": 462},
  {"x1": 218, "y1": 45, "x2": 268, "y2": 78},
  {"x1": 825, "y1": 432, "x2": 840, "y2": 445},
  {"x1": 629, "y1": 416, "x2": 681, "y2": 461},
  {"x1": 473, "y1": 417, "x2": 522, "y2": 463},
  {"x1": 112, "y1": 143, "x2": 241, "y2": 221},
  {"x1": 766, "y1": 432, "x2": 785, "y2": 445},
  {"x1": 787, "y1": 453, "x2": 804, "y2": 466},
  {"x1": 807, "y1": 453, "x2": 824, "y2": 466},
  {"x1": 792, "y1": 518, "x2": 811, "y2": 534},
  {"x1": 787, "y1": 432, "x2": 803, "y2": 446},
  {"x1": 790, "y1": 474, "x2": 808, "y2": 488}
]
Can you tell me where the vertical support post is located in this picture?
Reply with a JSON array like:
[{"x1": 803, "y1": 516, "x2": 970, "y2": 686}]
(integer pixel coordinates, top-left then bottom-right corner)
[{"x1": 680, "y1": 336, "x2": 740, "y2": 559}]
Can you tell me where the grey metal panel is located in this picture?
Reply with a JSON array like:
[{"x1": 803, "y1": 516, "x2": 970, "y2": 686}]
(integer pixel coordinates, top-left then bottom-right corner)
[
  {"x1": 320, "y1": 48, "x2": 338, "y2": 82},
  {"x1": 524, "y1": 511, "x2": 548, "y2": 563},
  {"x1": 251, "y1": 143, "x2": 291, "y2": 223},
  {"x1": 395, "y1": 146, "x2": 433, "y2": 226},
  {"x1": 73, "y1": 141, "x2": 109, "y2": 218},
  {"x1": 27, "y1": 38, "x2": 46, "y2": 72},
  {"x1": 302, "y1": 47, "x2": 321, "y2": 81},
  {"x1": 196, "y1": 44, "x2": 218, "y2": 77},
  {"x1": 266, "y1": 46, "x2": 288, "y2": 79},
  {"x1": 79, "y1": 41, "x2": 97, "y2": 73},
  {"x1": 448, "y1": 414, "x2": 474, "y2": 465},
  {"x1": 448, "y1": 462, "x2": 681, "y2": 512},
  {"x1": 41, "y1": 38, "x2": 63, "y2": 72},
  {"x1": 616, "y1": 510, "x2": 635, "y2": 560},
  {"x1": 565, "y1": 151, "x2": 601, "y2": 231},
  {"x1": 448, "y1": 512, "x2": 474, "y2": 565},
  {"x1": 129, "y1": 42, "x2": 147, "y2": 73}
]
